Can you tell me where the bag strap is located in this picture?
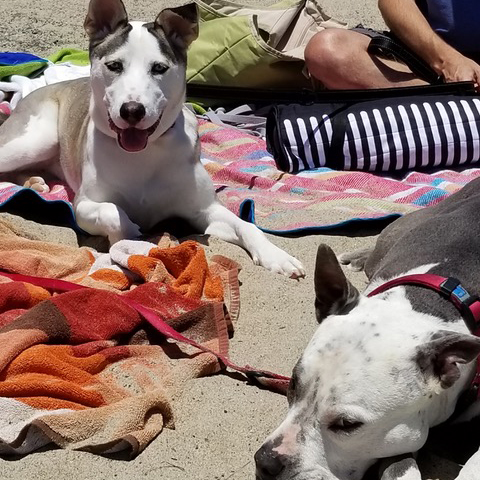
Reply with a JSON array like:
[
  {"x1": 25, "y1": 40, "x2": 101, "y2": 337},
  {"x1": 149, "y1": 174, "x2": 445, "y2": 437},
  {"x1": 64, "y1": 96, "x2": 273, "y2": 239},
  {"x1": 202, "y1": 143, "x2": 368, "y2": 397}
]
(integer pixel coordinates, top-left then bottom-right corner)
[
  {"x1": 367, "y1": 36, "x2": 443, "y2": 85},
  {"x1": 0, "y1": 271, "x2": 290, "y2": 394},
  {"x1": 324, "y1": 105, "x2": 350, "y2": 169},
  {"x1": 187, "y1": 81, "x2": 476, "y2": 107}
]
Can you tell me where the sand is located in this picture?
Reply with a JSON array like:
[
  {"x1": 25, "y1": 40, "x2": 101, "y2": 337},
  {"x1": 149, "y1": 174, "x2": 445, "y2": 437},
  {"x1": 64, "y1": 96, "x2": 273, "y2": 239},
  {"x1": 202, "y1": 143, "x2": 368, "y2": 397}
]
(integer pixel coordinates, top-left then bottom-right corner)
[{"x1": 0, "y1": 1, "x2": 462, "y2": 479}]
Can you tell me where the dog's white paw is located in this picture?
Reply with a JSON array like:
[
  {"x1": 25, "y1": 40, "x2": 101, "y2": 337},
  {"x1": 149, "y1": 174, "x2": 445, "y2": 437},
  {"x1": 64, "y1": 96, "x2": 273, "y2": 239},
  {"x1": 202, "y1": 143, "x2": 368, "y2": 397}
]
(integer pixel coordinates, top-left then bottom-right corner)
[
  {"x1": 338, "y1": 248, "x2": 372, "y2": 272},
  {"x1": 94, "y1": 203, "x2": 142, "y2": 246},
  {"x1": 108, "y1": 223, "x2": 142, "y2": 246},
  {"x1": 252, "y1": 244, "x2": 305, "y2": 279},
  {"x1": 23, "y1": 176, "x2": 50, "y2": 193},
  {"x1": 379, "y1": 457, "x2": 421, "y2": 480}
]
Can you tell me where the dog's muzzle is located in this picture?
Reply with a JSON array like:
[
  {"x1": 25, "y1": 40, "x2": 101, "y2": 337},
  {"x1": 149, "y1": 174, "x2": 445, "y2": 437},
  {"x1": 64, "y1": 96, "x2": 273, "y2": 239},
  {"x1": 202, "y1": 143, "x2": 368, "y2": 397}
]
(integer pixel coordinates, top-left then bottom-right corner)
[
  {"x1": 108, "y1": 114, "x2": 161, "y2": 153},
  {"x1": 255, "y1": 442, "x2": 288, "y2": 479}
]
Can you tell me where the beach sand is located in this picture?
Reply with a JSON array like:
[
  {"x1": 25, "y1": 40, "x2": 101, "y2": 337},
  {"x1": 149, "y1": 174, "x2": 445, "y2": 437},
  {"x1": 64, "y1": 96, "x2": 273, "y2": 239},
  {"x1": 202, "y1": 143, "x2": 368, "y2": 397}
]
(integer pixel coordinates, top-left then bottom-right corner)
[{"x1": 0, "y1": 1, "x2": 463, "y2": 479}]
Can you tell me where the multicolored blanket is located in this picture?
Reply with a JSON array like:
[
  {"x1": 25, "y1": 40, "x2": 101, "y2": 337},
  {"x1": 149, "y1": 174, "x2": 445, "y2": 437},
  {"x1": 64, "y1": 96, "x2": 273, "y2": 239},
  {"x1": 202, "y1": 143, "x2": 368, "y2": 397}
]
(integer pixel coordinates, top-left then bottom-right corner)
[
  {"x1": 1, "y1": 48, "x2": 480, "y2": 231},
  {"x1": 0, "y1": 214, "x2": 240, "y2": 456},
  {"x1": 200, "y1": 121, "x2": 480, "y2": 233},
  {"x1": 1, "y1": 119, "x2": 479, "y2": 234}
]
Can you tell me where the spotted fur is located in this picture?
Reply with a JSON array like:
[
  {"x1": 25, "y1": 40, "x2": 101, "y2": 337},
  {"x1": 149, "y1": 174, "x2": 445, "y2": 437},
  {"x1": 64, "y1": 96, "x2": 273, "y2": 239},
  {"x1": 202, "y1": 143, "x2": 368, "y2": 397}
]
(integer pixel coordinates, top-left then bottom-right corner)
[{"x1": 257, "y1": 179, "x2": 480, "y2": 479}]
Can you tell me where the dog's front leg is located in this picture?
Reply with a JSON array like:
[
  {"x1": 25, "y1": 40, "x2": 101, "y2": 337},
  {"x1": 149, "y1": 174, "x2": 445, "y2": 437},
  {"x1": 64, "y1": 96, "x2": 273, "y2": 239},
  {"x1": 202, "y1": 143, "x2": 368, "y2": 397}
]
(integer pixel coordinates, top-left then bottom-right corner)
[
  {"x1": 193, "y1": 202, "x2": 305, "y2": 278},
  {"x1": 338, "y1": 247, "x2": 373, "y2": 272},
  {"x1": 455, "y1": 447, "x2": 480, "y2": 480},
  {"x1": 75, "y1": 198, "x2": 141, "y2": 245}
]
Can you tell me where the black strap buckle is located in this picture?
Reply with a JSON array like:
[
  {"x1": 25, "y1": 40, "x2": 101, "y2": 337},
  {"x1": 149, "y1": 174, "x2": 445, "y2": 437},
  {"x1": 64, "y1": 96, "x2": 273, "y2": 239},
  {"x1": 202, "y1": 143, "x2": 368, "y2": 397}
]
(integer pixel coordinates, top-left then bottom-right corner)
[
  {"x1": 439, "y1": 277, "x2": 461, "y2": 297},
  {"x1": 440, "y1": 277, "x2": 480, "y2": 333}
]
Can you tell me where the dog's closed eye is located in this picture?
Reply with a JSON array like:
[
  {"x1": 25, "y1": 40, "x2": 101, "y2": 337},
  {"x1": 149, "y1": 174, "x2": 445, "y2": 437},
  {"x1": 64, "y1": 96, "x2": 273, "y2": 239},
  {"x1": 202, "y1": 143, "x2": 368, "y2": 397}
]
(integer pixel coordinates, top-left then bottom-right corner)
[
  {"x1": 151, "y1": 62, "x2": 169, "y2": 75},
  {"x1": 105, "y1": 61, "x2": 123, "y2": 73},
  {"x1": 328, "y1": 418, "x2": 364, "y2": 434}
]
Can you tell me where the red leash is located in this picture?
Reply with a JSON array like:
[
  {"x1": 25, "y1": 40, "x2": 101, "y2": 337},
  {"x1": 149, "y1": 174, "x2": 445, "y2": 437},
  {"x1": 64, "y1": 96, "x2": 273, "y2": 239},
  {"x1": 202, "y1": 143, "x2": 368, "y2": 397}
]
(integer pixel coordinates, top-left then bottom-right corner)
[
  {"x1": 5, "y1": 271, "x2": 479, "y2": 398},
  {"x1": 0, "y1": 271, "x2": 291, "y2": 393}
]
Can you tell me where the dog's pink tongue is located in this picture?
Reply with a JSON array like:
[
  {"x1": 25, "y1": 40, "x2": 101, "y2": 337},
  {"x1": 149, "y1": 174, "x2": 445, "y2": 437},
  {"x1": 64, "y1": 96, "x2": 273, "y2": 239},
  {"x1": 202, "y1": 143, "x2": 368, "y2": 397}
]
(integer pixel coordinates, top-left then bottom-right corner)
[{"x1": 118, "y1": 128, "x2": 149, "y2": 152}]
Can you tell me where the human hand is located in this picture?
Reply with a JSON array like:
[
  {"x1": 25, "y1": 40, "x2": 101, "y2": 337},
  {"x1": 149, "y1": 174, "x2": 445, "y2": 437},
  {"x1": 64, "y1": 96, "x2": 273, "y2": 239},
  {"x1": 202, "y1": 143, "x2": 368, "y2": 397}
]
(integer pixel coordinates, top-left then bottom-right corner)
[{"x1": 434, "y1": 50, "x2": 480, "y2": 91}]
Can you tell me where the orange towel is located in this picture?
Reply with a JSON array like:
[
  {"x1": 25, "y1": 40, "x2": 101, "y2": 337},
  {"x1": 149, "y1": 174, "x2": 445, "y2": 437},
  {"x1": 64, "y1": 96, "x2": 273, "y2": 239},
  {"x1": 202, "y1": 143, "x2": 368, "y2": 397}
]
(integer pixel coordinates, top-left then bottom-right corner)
[{"x1": 0, "y1": 224, "x2": 240, "y2": 457}]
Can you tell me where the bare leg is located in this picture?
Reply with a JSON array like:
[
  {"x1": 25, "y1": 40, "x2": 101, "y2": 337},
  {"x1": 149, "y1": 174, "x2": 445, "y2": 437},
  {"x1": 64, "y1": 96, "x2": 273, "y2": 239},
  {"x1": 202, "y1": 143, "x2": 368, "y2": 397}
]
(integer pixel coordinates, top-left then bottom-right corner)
[
  {"x1": 192, "y1": 202, "x2": 305, "y2": 278},
  {"x1": 304, "y1": 29, "x2": 427, "y2": 89}
]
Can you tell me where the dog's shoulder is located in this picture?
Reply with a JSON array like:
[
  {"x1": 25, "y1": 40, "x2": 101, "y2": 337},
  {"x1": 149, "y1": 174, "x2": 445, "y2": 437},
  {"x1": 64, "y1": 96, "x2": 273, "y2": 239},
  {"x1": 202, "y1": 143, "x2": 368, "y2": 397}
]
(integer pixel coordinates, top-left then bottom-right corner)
[{"x1": 53, "y1": 77, "x2": 91, "y2": 110}]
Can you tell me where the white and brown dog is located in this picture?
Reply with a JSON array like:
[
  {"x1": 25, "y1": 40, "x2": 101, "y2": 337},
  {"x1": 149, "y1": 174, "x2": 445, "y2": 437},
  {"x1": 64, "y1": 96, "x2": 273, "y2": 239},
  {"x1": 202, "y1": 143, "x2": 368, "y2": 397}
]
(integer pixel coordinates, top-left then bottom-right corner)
[
  {"x1": 0, "y1": 0, "x2": 304, "y2": 278},
  {"x1": 256, "y1": 177, "x2": 480, "y2": 480}
]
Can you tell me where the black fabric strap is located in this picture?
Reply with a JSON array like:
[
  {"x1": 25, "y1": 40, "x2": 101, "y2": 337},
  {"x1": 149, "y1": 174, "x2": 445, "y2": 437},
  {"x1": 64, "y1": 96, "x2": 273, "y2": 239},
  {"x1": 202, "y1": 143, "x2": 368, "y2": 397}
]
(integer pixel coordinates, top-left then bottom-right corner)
[
  {"x1": 266, "y1": 106, "x2": 291, "y2": 172},
  {"x1": 187, "y1": 82, "x2": 476, "y2": 107},
  {"x1": 367, "y1": 36, "x2": 443, "y2": 85},
  {"x1": 325, "y1": 105, "x2": 350, "y2": 169}
]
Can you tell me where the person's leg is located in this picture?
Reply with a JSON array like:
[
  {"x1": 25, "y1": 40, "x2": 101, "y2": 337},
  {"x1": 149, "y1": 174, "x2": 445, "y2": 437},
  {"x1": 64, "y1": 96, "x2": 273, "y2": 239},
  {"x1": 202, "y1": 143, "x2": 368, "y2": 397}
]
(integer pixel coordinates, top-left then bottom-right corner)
[{"x1": 304, "y1": 29, "x2": 427, "y2": 89}]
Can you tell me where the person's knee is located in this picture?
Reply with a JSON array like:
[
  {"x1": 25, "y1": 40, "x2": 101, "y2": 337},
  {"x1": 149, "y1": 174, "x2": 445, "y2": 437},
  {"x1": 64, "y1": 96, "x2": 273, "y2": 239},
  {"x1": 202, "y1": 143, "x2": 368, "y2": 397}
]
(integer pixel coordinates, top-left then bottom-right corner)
[
  {"x1": 305, "y1": 29, "x2": 365, "y2": 84},
  {"x1": 305, "y1": 30, "x2": 347, "y2": 73}
]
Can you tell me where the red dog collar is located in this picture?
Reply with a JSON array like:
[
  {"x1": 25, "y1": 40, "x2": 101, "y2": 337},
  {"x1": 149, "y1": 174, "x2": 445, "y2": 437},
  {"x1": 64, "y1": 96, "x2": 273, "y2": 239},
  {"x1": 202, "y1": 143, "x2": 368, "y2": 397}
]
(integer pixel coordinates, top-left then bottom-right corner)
[{"x1": 368, "y1": 273, "x2": 480, "y2": 399}]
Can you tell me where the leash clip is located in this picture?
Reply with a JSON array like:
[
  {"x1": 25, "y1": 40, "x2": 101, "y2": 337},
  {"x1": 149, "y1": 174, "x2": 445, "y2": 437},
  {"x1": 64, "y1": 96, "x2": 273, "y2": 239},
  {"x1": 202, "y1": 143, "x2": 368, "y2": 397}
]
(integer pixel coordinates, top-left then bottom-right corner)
[{"x1": 245, "y1": 370, "x2": 271, "y2": 380}]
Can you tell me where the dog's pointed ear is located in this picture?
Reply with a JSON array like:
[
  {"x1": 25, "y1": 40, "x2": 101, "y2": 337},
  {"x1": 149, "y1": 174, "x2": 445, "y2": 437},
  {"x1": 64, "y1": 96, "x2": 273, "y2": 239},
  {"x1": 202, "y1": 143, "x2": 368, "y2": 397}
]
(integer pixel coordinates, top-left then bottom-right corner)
[
  {"x1": 155, "y1": 3, "x2": 199, "y2": 49},
  {"x1": 314, "y1": 244, "x2": 359, "y2": 322},
  {"x1": 416, "y1": 331, "x2": 480, "y2": 389},
  {"x1": 84, "y1": 0, "x2": 128, "y2": 41}
]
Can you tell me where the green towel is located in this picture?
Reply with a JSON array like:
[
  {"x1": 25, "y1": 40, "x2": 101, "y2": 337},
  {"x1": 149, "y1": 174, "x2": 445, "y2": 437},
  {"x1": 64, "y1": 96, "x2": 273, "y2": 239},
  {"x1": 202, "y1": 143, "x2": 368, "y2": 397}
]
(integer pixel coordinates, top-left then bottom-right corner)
[
  {"x1": 0, "y1": 48, "x2": 90, "y2": 81},
  {"x1": 0, "y1": 61, "x2": 47, "y2": 81},
  {"x1": 48, "y1": 48, "x2": 89, "y2": 66}
]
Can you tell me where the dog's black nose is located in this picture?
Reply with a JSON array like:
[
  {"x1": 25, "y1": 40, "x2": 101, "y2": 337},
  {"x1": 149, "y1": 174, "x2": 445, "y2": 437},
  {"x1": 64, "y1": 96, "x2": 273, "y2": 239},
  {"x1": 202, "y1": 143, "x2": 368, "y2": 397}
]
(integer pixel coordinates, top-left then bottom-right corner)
[
  {"x1": 120, "y1": 101, "x2": 146, "y2": 125},
  {"x1": 255, "y1": 443, "x2": 286, "y2": 479}
]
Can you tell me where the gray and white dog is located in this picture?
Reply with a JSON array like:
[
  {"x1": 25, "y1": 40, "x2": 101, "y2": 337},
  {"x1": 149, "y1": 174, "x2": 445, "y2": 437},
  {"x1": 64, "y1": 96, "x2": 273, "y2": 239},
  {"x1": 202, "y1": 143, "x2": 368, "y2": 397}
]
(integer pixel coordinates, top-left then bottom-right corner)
[
  {"x1": 0, "y1": 0, "x2": 304, "y2": 279},
  {"x1": 256, "y1": 177, "x2": 480, "y2": 480}
]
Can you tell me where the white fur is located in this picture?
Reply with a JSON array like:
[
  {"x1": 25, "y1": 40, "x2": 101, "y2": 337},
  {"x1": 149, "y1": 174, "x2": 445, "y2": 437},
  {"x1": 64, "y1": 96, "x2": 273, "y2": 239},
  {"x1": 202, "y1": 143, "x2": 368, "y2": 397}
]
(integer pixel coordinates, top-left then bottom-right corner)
[
  {"x1": 259, "y1": 264, "x2": 479, "y2": 479},
  {"x1": 0, "y1": 20, "x2": 304, "y2": 278},
  {"x1": 90, "y1": 22, "x2": 184, "y2": 138}
]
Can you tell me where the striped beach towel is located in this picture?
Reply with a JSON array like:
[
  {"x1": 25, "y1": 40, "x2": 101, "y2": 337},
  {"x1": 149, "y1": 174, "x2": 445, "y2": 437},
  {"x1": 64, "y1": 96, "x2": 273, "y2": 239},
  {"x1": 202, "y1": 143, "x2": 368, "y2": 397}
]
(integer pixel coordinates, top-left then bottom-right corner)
[{"x1": 267, "y1": 95, "x2": 480, "y2": 173}]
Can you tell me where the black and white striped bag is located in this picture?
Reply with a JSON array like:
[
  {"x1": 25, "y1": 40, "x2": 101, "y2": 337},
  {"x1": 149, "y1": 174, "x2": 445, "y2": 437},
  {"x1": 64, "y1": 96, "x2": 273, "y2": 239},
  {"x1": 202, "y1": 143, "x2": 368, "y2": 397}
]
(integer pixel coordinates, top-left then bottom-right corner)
[{"x1": 266, "y1": 95, "x2": 480, "y2": 173}]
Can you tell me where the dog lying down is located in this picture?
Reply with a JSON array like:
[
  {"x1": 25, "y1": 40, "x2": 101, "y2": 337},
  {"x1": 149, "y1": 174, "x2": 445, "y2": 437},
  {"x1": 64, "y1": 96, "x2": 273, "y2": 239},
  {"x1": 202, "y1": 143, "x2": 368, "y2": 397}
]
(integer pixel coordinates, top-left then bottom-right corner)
[
  {"x1": 256, "y1": 177, "x2": 480, "y2": 480},
  {"x1": 0, "y1": 0, "x2": 304, "y2": 279}
]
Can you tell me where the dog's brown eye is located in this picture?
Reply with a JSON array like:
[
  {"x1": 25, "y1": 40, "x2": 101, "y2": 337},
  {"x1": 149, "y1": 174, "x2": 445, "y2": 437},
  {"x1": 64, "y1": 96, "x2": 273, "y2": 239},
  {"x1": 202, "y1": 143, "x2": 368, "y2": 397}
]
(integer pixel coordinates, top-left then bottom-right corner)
[
  {"x1": 105, "y1": 61, "x2": 123, "y2": 73},
  {"x1": 151, "y1": 63, "x2": 169, "y2": 75},
  {"x1": 329, "y1": 418, "x2": 364, "y2": 434}
]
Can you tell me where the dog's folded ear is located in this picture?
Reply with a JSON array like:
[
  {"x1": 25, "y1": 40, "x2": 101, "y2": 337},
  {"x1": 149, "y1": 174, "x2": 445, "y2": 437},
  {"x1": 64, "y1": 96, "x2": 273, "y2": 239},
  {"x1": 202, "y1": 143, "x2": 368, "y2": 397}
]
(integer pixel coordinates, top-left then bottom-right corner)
[
  {"x1": 155, "y1": 3, "x2": 199, "y2": 49},
  {"x1": 416, "y1": 331, "x2": 480, "y2": 389},
  {"x1": 314, "y1": 244, "x2": 360, "y2": 322},
  {"x1": 84, "y1": 0, "x2": 128, "y2": 41}
]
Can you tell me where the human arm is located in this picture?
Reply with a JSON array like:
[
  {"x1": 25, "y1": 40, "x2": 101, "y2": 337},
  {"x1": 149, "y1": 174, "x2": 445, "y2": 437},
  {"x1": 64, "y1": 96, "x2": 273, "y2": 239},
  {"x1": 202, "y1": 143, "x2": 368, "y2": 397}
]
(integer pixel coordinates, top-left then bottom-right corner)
[{"x1": 378, "y1": 0, "x2": 480, "y2": 89}]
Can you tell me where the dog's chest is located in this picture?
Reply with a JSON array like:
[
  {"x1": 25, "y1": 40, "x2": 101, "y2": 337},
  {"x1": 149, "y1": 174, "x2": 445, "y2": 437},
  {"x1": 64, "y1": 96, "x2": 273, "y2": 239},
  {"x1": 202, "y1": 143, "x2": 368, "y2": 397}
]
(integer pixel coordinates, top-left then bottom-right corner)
[{"x1": 82, "y1": 121, "x2": 202, "y2": 229}]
